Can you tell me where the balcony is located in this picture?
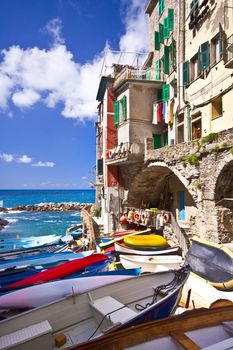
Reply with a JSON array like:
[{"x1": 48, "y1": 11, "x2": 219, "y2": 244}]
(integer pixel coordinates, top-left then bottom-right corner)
[
  {"x1": 225, "y1": 34, "x2": 233, "y2": 69},
  {"x1": 105, "y1": 142, "x2": 144, "y2": 165},
  {"x1": 113, "y1": 66, "x2": 164, "y2": 91}
]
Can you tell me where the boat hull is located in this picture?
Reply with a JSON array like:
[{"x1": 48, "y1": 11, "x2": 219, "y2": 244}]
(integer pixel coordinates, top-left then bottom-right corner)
[{"x1": 115, "y1": 241, "x2": 179, "y2": 255}]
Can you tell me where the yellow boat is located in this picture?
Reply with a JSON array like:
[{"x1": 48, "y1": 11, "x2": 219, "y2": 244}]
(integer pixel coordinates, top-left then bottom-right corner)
[{"x1": 124, "y1": 235, "x2": 168, "y2": 250}]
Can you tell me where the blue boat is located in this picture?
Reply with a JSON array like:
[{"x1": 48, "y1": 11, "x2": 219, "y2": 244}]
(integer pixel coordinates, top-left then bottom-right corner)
[{"x1": 0, "y1": 235, "x2": 62, "y2": 252}]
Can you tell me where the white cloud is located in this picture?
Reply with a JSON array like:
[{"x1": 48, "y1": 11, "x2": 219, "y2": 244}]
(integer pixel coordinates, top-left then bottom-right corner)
[
  {"x1": 12, "y1": 89, "x2": 41, "y2": 108},
  {"x1": 0, "y1": 1, "x2": 148, "y2": 119},
  {"x1": 0, "y1": 153, "x2": 14, "y2": 162},
  {"x1": 81, "y1": 176, "x2": 87, "y2": 180},
  {"x1": 45, "y1": 18, "x2": 65, "y2": 45},
  {"x1": 18, "y1": 155, "x2": 32, "y2": 163},
  {"x1": 32, "y1": 161, "x2": 55, "y2": 168}
]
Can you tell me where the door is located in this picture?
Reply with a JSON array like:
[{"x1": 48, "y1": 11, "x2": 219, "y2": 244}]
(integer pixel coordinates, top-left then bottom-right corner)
[
  {"x1": 153, "y1": 134, "x2": 162, "y2": 149},
  {"x1": 179, "y1": 191, "x2": 186, "y2": 221}
]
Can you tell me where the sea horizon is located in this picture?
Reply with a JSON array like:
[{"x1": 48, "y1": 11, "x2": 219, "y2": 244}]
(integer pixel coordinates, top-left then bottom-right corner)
[{"x1": 0, "y1": 189, "x2": 95, "y2": 238}]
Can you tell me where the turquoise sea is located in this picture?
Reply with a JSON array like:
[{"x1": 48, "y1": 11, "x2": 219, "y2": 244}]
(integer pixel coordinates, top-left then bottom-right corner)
[{"x1": 0, "y1": 189, "x2": 95, "y2": 239}]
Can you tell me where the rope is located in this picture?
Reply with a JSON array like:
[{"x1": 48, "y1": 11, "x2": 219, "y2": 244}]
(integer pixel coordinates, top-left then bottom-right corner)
[{"x1": 135, "y1": 266, "x2": 189, "y2": 311}]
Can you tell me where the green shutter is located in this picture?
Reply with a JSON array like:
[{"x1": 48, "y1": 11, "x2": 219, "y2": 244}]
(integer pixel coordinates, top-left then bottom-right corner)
[
  {"x1": 171, "y1": 37, "x2": 175, "y2": 68},
  {"x1": 164, "y1": 17, "x2": 169, "y2": 39},
  {"x1": 159, "y1": 23, "x2": 164, "y2": 44},
  {"x1": 183, "y1": 61, "x2": 189, "y2": 86},
  {"x1": 114, "y1": 101, "x2": 119, "y2": 125},
  {"x1": 153, "y1": 134, "x2": 162, "y2": 149},
  {"x1": 155, "y1": 60, "x2": 161, "y2": 80},
  {"x1": 201, "y1": 41, "x2": 209, "y2": 70},
  {"x1": 162, "y1": 84, "x2": 170, "y2": 101},
  {"x1": 164, "y1": 132, "x2": 168, "y2": 146},
  {"x1": 164, "y1": 45, "x2": 170, "y2": 75},
  {"x1": 154, "y1": 31, "x2": 160, "y2": 51},
  {"x1": 122, "y1": 96, "x2": 127, "y2": 121},
  {"x1": 168, "y1": 8, "x2": 174, "y2": 32},
  {"x1": 146, "y1": 70, "x2": 151, "y2": 80},
  {"x1": 157, "y1": 89, "x2": 163, "y2": 101},
  {"x1": 159, "y1": 0, "x2": 164, "y2": 16}
]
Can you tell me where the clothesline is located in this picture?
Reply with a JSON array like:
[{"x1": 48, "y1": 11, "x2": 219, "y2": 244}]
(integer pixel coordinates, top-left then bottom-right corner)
[{"x1": 152, "y1": 100, "x2": 176, "y2": 126}]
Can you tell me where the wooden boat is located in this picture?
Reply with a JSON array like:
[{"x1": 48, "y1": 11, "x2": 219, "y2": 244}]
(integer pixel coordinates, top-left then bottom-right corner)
[
  {"x1": 7, "y1": 254, "x2": 109, "y2": 288},
  {"x1": 115, "y1": 240, "x2": 179, "y2": 255},
  {"x1": 120, "y1": 254, "x2": 183, "y2": 272},
  {"x1": 185, "y1": 236, "x2": 233, "y2": 291},
  {"x1": 0, "y1": 251, "x2": 94, "y2": 270},
  {"x1": 98, "y1": 227, "x2": 151, "y2": 249},
  {"x1": 0, "y1": 267, "x2": 189, "y2": 349},
  {"x1": 70, "y1": 305, "x2": 233, "y2": 350},
  {"x1": 0, "y1": 275, "x2": 136, "y2": 309}
]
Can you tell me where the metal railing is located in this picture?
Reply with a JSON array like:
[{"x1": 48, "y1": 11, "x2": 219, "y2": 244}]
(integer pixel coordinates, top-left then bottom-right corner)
[
  {"x1": 105, "y1": 142, "x2": 130, "y2": 161},
  {"x1": 225, "y1": 34, "x2": 233, "y2": 63}
]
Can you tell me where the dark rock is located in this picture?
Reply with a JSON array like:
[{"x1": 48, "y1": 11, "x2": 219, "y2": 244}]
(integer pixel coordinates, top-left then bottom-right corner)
[{"x1": 0, "y1": 218, "x2": 9, "y2": 230}]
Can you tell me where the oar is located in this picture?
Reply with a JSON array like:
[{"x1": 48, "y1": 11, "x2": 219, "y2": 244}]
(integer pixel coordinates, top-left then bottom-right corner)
[{"x1": 99, "y1": 228, "x2": 151, "y2": 248}]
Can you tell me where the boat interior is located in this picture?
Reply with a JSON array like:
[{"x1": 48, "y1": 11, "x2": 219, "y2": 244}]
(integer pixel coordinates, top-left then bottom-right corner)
[{"x1": 0, "y1": 270, "x2": 187, "y2": 350}]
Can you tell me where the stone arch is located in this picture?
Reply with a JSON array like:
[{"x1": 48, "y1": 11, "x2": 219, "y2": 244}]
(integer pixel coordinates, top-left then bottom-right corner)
[
  {"x1": 127, "y1": 162, "x2": 197, "y2": 212},
  {"x1": 208, "y1": 154, "x2": 233, "y2": 202},
  {"x1": 213, "y1": 156, "x2": 233, "y2": 242}
]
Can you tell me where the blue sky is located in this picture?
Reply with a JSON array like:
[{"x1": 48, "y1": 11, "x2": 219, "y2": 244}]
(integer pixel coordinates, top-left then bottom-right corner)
[{"x1": 0, "y1": 0, "x2": 148, "y2": 189}]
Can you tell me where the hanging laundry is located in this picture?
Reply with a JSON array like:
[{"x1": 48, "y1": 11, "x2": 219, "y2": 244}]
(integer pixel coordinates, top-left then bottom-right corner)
[
  {"x1": 152, "y1": 103, "x2": 158, "y2": 125},
  {"x1": 169, "y1": 100, "x2": 174, "y2": 126},
  {"x1": 163, "y1": 101, "x2": 168, "y2": 123},
  {"x1": 170, "y1": 85, "x2": 175, "y2": 100},
  {"x1": 157, "y1": 102, "x2": 163, "y2": 123},
  {"x1": 165, "y1": 101, "x2": 169, "y2": 124}
]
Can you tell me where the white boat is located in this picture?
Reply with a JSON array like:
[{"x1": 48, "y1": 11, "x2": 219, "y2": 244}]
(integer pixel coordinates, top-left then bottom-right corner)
[
  {"x1": 120, "y1": 254, "x2": 183, "y2": 272},
  {"x1": 0, "y1": 268, "x2": 189, "y2": 350},
  {"x1": 0, "y1": 235, "x2": 62, "y2": 252},
  {"x1": 0, "y1": 275, "x2": 134, "y2": 309},
  {"x1": 115, "y1": 241, "x2": 179, "y2": 255}
]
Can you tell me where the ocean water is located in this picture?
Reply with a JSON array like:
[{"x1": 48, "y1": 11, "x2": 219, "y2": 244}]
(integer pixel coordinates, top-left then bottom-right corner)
[{"x1": 0, "y1": 189, "x2": 95, "y2": 239}]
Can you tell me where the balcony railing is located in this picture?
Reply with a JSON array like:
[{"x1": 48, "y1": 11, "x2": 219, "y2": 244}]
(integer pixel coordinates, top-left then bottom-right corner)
[
  {"x1": 105, "y1": 141, "x2": 144, "y2": 164},
  {"x1": 113, "y1": 66, "x2": 164, "y2": 89},
  {"x1": 225, "y1": 34, "x2": 233, "y2": 68}
]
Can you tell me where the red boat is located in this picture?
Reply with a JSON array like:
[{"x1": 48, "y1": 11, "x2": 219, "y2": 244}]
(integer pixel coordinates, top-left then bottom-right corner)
[{"x1": 8, "y1": 254, "x2": 108, "y2": 288}]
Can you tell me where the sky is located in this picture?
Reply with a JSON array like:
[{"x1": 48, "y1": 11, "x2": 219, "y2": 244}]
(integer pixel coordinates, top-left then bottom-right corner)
[{"x1": 0, "y1": 0, "x2": 149, "y2": 189}]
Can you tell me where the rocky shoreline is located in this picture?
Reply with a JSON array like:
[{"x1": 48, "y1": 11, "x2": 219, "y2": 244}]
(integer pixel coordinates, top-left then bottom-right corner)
[
  {"x1": 0, "y1": 202, "x2": 90, "y2": 230},
  {"x1": 4, "y1": 202, "x2": 90, "y2": 212}
]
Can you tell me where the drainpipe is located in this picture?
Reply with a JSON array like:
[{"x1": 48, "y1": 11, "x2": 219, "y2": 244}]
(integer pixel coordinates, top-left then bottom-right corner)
[{"x1": 187, "y1": 104, "x2": 191, "y2": 141}]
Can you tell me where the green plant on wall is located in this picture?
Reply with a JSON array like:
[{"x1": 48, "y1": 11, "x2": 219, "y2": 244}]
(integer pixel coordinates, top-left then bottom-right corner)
[
  {"x1": 93, "y1": 207, "x2": 101, "y2": 218},
  {"x1": 193, "y1": 179, "x2": 202, "y2": 190},
  {"x1": 230, "y1": 147, "x2": 233, "y2": 155},
  {"x1": 202, "y1": 133, "x2": 217, "y2": 144},
  {"x1": 212, "y1": 144, "x2": 220, "y2": 156},
  {"x1": 185, "y1": 153, "x2": 200, "y2": 166}
]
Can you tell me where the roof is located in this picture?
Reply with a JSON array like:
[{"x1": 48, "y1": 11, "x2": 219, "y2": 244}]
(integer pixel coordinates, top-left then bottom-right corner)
[
  {"x1": 96, "y1": 76, "x2": 114, "y2": 102},
  {"x1": 145, "y1": 0, "x2": 158, "y2": 14}
]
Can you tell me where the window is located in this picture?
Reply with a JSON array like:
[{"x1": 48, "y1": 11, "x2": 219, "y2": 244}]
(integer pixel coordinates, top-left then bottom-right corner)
[
  {"x1": 159, "y1": 23, "x2": 164, "y2": 44},
  {"x1": 211, "y1": 35, "x2": 223, "y2": 65},
  {"x1": 158, "y1": 0, "x2": 164, "y2": 16},
  {"x1": 199, "y1": 41, "x2": 210, "y2": 72},
  {"x1": 190, "y1": 54, "x2": 198, "y2": 81},
  {"x1": 164, "y1": 17, "x2": 169, "y2": 39},
  {"x1": 114, "y1": 101, "x2": 119, "y2": 125},
  {"x1": 155, "y1": 60, "x2": 161, "y2": 80},
  {"x1": 183, "y1": 61, "x2": 189, "y2": 86},
  {"x1": 162, "y1": 84, "x2": 170, "y2": 101},
  {"x1": 168, "y1": 8, "x2": 174, "y2": 32},
  {"x1": 164, "y1": 45, "x2": 170, "y2": 74},
  {"x1": 120, "y1": 95, "x2": 127, "y2": 122},
  {"x1": 154, "y1": 31, "x2": 160, "y2": 51},
  {"x1": 191, "y1": 113, "x2": 202, "y2": 140},
  {"x1": 212, "y1": 96, "x2": 222, "y2": 119},
  {"x1": 169, "y1": 38, "x2": 176, "y2": 71},
  {"x1": 176, "y1": 113, "x2": 184, "y2": 143}
]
